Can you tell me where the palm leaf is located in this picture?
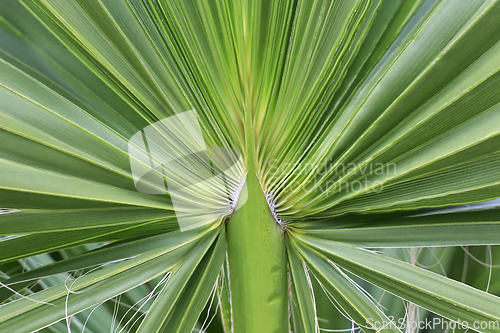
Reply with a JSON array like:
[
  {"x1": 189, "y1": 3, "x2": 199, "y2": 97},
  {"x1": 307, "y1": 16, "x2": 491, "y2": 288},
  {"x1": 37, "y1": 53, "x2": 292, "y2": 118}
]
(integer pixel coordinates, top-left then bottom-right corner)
[{"x1": 1, "y1": 0, "x2": 499, "y2": 332}]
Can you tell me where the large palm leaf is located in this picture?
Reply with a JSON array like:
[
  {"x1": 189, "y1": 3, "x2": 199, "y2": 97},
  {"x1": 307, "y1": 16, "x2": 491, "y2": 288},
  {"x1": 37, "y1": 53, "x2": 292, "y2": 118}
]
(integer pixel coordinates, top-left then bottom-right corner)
[{"x1": 0, "y1": 0, "x2": 499, "y2": 332}]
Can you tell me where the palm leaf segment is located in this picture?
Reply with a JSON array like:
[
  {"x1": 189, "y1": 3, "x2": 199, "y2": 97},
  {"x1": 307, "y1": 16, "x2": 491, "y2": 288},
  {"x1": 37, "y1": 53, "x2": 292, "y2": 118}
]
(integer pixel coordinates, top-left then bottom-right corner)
[{"x1": 0, "y1": 0, "x2": 499, "y2": 332}]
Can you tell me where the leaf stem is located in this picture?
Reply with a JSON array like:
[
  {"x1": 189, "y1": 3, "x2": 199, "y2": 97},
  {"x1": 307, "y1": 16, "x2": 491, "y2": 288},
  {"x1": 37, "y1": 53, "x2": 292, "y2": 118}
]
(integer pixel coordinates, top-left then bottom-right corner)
[{"x1": 225, "y1": 102, "x2": 288, "y2": 332}]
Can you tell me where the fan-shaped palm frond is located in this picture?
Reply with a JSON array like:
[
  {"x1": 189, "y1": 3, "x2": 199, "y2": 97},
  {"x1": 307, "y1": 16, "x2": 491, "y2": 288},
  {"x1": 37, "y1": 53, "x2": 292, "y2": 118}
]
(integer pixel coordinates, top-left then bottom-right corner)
[{"x1": 0, "y1": 0, "x2": 500, "y2": 332}]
